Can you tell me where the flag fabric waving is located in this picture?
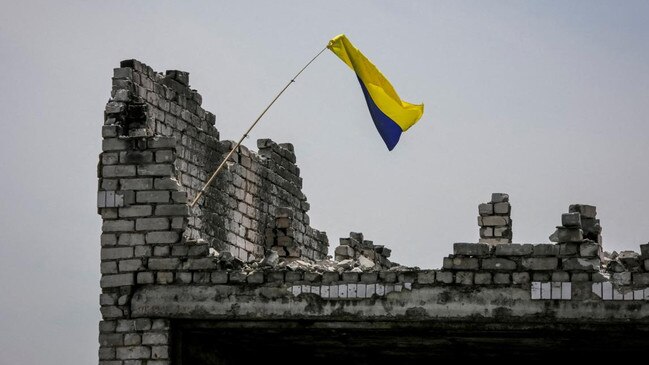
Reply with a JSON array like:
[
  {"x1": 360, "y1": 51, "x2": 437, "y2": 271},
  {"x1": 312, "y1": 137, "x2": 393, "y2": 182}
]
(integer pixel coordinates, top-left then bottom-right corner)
[{"x1": 327, "y1": 34, "x2": 424, "y2": 150}]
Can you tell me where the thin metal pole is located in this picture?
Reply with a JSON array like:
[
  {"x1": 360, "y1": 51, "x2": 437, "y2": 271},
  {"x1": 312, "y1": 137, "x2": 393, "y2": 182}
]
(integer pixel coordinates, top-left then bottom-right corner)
[{"x1": 190, "y1": 46, "x2": 328, "y2": 207}]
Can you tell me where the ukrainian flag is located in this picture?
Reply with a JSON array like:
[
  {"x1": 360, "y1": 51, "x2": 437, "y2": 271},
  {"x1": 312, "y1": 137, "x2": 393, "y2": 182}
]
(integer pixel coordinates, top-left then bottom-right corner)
[{"x1": 328, "y1": 34, "x2": 424, "y2": 150}]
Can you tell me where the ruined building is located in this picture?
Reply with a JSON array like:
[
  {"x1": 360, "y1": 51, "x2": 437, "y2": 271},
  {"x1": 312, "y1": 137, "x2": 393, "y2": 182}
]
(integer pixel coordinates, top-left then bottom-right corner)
[{"x1": 98, "y1": 60, "x2": 649, "y2": 364}]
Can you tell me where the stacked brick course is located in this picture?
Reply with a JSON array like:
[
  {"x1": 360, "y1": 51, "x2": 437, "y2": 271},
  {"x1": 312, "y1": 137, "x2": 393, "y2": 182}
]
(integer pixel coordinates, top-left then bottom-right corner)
[{"x1": 478, "y1": 193, "x2": 512, "y2": 244}]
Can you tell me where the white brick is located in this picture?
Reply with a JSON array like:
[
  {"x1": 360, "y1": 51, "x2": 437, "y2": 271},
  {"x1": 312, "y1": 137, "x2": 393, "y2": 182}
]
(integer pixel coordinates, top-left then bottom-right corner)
[{"x1": 531, "y1": 282, "x2": 541, "y2": 300}]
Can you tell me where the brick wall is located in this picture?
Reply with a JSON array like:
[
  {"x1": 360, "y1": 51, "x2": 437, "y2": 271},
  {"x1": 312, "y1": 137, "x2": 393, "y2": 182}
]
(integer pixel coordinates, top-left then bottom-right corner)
[{"x1": 97, "y1": 60, "x2": 649, "y2": 364}]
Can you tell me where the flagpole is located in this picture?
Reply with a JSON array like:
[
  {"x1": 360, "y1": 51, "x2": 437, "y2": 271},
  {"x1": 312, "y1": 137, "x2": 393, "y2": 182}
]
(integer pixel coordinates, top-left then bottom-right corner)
[{"x1": 189, "y1": 45, "x2": 328, "y2": 207}]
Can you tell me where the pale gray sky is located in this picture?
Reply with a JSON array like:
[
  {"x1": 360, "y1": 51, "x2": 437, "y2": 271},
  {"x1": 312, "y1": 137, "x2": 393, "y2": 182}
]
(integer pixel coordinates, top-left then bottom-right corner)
[{"x1": 1, "y1": 1, "x2": 648, "y2": 363}]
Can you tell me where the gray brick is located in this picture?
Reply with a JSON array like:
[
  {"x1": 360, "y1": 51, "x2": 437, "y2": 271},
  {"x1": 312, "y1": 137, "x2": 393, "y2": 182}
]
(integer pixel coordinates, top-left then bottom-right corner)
[
  {"x1": 436, "y1": 271, "x2": 454, "y2": 284},
  {"x1": 113, "y1": 67, "x2": 133, "y2": 79},
  {"x1": 551, "y1": 271, "x2": 570, "y2": 282},
  {"x1": 481, "y1": 258, "x2": 517, "y2": 271},
  {"x1": 322, "y1": 272, "x2": 339, "y2": 283},
  {"x1": 633, "y1": 273, "x2": 649, "y2": 285},
  {"x1": 152, "y1": 319, "x2": 169, "y2": 330},
  {"x1": 99, "y1": 347, "x2": 115, "y2": 360},
  {"x1": 146, "y1": 231, "x2": 179, "y2": 244},
  {"x1": 154, "y1": 178, "x2": 179, "y2": 190},
  {"x1": 118, "y1": 233, "x2": 145, "y2": 246},
  {"x1": 245, "y1": 271, "x2": 263, "y2": 284},
  {"x1": 379, "y1": 271, "x2": 397, "y2": 282},
  {"x1": 571, "y1": 272, "x2": 590, "y2": 282},
  {"x1": 455, "y1": 271, "x2": 474, "y2": 285},
  {"x1": 136, "y1": 217, "x2": 169, "y2": 231},
  {"x1": 493, "y1": 202, "x2": 510, "y2": 214},
  {"x1": 552, "y1": 227, "x2": 583, "y2": 243},
  {"x1": 478, "y1": 203, "x2": 493, "y2": 216},
  {"x1": 562, "y1": 212, "x2": 581, "y2": 227},
  {"x1": 155, "y1": 204, "x2": 188, "y2": 216},
  {"x1": 99, "y1": 318, "x2": 117, "y2": 331},
  {"x1": 119, "y1": 205, "x2": 152, "y2": 218},
  {"x1": 102, "y1": 138, "x2": 130, "y2": 151},
  {"x1": 640, "y1": 243, "x2": 649, "y2": 259},
  {"x1": 120, "y1": 178, "x2": 153, "y2": 190},
  {"x1": 102, "y1": 220, "x2": 134, "y2": 232},
  {"x1": 495, "y1": 244, "x2": 533, "y2": 256},
  {"x1": 491, "y1": 193, "x2": 509, "y2": 203},
  {"x1": 136, "y1": 191, "x2": 170, "y2": 203},
  {"x1": 512, "y1": 272, "x2": 530, "y2": 284},
  {"x1": 101, "y1": 261, "x2": 118, "y2": 274},
  {"x1": 474, "y1": 272, "x2": 492, "y2": 284},
  {"x1": 101, "y1": 273, "x2": 134, "y2": 288},
  {"x1": 137, "y1": 272, "x2": 154, "y2": 284},
  {"x1": 118, "y1": 259, "x2": 143, "y2": 272},
  {"x1": 187, "y1": 244, "x2": 208, "y2": 256},
  {"x1": 579, "y1": 242, "x2": 599, "y2": 257},
  {"x1": 103, "y1": 165, "x2": 136, "y2": 177},
  {"x1": 134, "y1": 245, "x2": 152, "y2": 257},
  {"x1": 532, "y1": 272, "x2": 550, "y2": 281},
  {"x1": 176, "y1": 272, "x2": 193, "y2": 284},
  {"x1": 101, "y1": 247, "x2": 134, "y2": 260},
  {"x1": 342, "y1": 272, "x2": 359, "y2": 283},
  {"x1": 100, "y1": 306, "x2": 123, "y2": 318},
  {"x1": 101, "y1": 179, "x2": 119, "y2": 190},
  {"x1": 148, "y1": 258, "x2": 180, "y2": 270},
  {"x1": 153, "y1": 245, "x2": 170, "y2": 256},
  {"x1": 360, "y1": 272, "x2": 378, "y2": 283},
  {"x1": 124, "y1": 333, "x2": 141, "y2": 346},
  {"x1": 151, "y1": 346, "x2": 169, "y2": 359},
  {"x1": 171, "y1": 217, "x2": 185, "y2": 230},
  {"x1": 612, "y1": 272, "x2": 632, "y2": 285},
  {"x1": 156, "y1": 272, "x2": 174, "y2": 284},
  {"x1": 156, "y1": 150, "x2": 174, "y2": 163},
  {"x1": 445, "y1": 257, "x2": 479, "y2": 270},
  {"x1": 417, "y1": 270, "x2": 436, "y2": 284},
  {"x1": 493, "y1": 273, "x2": 510, "y2": 284},
  {"x1": 171, "y1": 245, "x2": 189, "y2": 256},
  {"x1": 99, "y1": 333, "x2": 123, "y2": 346},
  {"x1": 229, "y1": 271, "x2": 247, "y2": 283},
  {"x1": 138, "y1": 164, "x2": 174, "y2": 176},
  {"x1": 148, "y1": 137, "x2": 176, "y2": 148},
  {"x1": 562, "y1": 258, "x2": 599, "y2": 272},
  {"x1": 569, "y1": 204, "x2": 597, "y2": 219},
  {"x1": 171, "y1": 191, "x2": 187, "y2": 203},
  {"x1": 479, "y1": 216, "x2": 510, "y2": 226},
  {"x1": 453, "y1": 242, "x2": 490, "y2": 256},
  {"x1": 101, "y1": 233, "x2": 117, "y2": 246},
  {"x1": 398, "y1": 271, "x2": 417, "y2": 283},
  {"x1": 120, "y1": 150, "x2": 153, "y2": 164},
  {"x1": 102, "y1": 152, "x2": 119, "y2": 165},
  {"x1": 116, "y1": 346, "x2": 151, "y2": 360},
  {"x1": 532, "y1": 244, "x2": 560, "y2": 256},
  {"x1": 187, "y1": 258, "x2": 217, "y2": 270},
  {"x1": 521, "y1": 257, "x2": 558, "y2": 270},
  {"x1": 116, "y1": 319, "x2": 137, "y2": 332},
  {"x1": 142, "y1": 332, "x2": 168, "y2": 345},
  {"x1": 211, "y1": 271, "x2": 229, "y2": 284}
]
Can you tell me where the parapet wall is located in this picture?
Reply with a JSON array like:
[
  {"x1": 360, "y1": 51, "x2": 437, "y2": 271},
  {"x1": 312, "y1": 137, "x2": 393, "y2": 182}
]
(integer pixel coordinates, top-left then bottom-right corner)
[{"x1": 97, "y1": 60, "x2": 649, "y2": 364}]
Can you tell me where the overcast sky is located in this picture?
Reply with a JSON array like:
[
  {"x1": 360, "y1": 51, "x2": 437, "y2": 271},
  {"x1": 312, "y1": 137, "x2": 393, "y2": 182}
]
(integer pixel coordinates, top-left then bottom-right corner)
[{"x1": 1, "y1": 1, "x2": 649, "y2": 363}]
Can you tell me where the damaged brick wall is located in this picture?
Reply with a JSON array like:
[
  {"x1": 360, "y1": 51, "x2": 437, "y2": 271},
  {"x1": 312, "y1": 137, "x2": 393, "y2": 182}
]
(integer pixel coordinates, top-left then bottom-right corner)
[
  {"x1": 97, "y1": 60, "x2": 649, "y2": 365},
  {"x1": 103, "y1": 59, "x2": 328, "y2": 263}
]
